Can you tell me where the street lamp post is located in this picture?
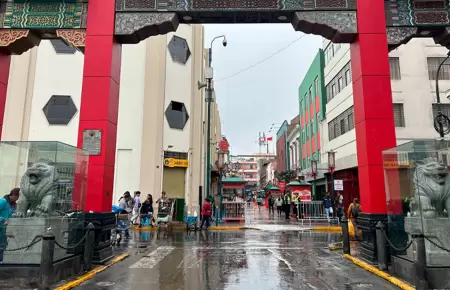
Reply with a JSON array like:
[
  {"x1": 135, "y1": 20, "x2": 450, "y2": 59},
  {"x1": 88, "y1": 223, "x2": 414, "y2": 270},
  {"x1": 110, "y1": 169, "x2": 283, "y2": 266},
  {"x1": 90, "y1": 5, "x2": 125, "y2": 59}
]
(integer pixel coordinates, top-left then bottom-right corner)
[
  {"x1": 205, "y1": 35, "x2": 227, "y2": 199},
  {"x1": 311, "y1": 159, "x2": 318, "y2": 200},
  {"x1": 434, "y1": 51, "x2": 450, "y2": 138},
  {"x1": 328, "y1": 151, "x2": 336, "y2": 202},
  {"x1": 216, "y1": 149, "x2": 228, "y2": 226}
]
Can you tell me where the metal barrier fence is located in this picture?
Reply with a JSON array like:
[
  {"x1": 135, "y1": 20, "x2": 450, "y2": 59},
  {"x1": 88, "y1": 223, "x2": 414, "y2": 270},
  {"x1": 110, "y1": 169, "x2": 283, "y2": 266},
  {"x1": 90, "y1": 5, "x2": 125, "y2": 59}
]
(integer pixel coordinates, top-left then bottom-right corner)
[{"x1": 296, "y1": 201, "x2": 329, "y2": 226}]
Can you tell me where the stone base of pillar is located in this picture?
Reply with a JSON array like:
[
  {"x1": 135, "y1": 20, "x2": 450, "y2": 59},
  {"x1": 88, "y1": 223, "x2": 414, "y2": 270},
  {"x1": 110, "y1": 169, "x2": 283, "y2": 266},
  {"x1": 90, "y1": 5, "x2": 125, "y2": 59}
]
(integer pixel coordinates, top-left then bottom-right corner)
[{"x1": 357, "y1": 212, "x2": 387, "y2": 264}]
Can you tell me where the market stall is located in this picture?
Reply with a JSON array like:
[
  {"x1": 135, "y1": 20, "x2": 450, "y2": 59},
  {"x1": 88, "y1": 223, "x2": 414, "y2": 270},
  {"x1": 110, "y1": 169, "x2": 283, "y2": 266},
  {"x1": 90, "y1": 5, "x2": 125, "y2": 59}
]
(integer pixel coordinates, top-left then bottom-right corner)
[
  {"x1": 221, "y1": 175, "x2": 247, "y2": 222},
  {"x1": 286, "y1": 180, "x2": 312, "y2": 219}
]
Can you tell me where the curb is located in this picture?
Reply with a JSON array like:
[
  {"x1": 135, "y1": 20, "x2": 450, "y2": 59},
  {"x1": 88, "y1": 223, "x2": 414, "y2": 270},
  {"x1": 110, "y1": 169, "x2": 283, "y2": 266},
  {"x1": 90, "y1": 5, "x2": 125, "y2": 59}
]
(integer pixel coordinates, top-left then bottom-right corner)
[
  {"x1": 343, "y1": 254, "x2": 414, "y2": 290},
  {"x1": 54, "y1": 253, "x2": 130, "y2": 290},
  {"x1": 310, "y1": 226, "x2": 342, "y2": 232},
  {"x1": 133, "y1": 225, "x2": 245, "y2": 231}
]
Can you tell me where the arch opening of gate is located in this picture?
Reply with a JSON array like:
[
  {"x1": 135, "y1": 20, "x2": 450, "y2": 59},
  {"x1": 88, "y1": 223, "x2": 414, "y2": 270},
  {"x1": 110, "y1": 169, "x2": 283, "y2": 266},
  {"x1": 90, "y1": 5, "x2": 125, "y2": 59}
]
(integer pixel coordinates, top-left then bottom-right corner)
[{"x1": 1, "y1": 0, "x2": 450, "y2": 261}]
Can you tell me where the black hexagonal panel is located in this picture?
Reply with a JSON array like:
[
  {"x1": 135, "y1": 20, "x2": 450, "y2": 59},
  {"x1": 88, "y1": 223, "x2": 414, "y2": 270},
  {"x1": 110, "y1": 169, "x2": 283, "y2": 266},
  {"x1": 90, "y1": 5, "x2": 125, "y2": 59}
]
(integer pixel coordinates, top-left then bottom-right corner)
[
  {"x1": 168, "y1": 35, "x2": 191, "y2": 65},
  {"x1": 50, "y1": 39, "x2": 76, "y2": 54},
  {"x1": 43, "y1": 95, "x2": 77, "y2": 125},
  {"x1": 165, "y1": 101, "x2": 189, "y2": 130}
]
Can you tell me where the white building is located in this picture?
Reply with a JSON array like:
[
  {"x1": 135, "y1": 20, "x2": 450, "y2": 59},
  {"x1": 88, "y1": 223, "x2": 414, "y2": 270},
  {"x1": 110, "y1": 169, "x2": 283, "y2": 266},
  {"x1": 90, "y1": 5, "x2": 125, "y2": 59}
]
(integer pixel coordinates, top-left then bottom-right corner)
[
  {"x1": 1, "y1": 24, "x2": 222, "y2": 211},
  {"x1": 318, "y1": 38, "x2": 450, "y2": 174}
]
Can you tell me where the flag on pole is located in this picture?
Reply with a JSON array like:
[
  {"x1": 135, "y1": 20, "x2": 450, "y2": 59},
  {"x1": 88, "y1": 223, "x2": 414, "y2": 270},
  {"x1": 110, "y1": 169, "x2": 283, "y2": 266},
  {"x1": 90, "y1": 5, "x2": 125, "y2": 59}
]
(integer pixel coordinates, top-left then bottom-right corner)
[{"x1": 267, "y1": 136, "x2": 273, "y2": 141}]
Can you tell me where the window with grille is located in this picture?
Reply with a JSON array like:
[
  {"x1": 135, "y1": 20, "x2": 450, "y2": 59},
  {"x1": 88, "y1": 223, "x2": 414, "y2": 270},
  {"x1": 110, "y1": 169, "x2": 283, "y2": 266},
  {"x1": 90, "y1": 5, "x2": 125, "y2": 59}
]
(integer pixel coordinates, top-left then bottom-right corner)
[
  {"x1": 432, "y1": 103, "x2": 450, "y2": 119},
  {"x1": 338, "y1": 77, "x2": 343, "y2": 91},
  {"x1": 348, "y1": 112, "x2": 354, "y2": 130},
  {"x1": 326, "y1": 61, "x2": 351, "y2": 103},
  {"x1": 393, "y1": 103, "x2": 405, "y2": 127},
  {"x1": 327, "y1": 106, "x2": 355, "y2": 141},
  {"x1": 427, "y1": 57, "x2": 450, "y2": 80},
  {"x1": 345, "y1": 69, "x2": 351, "y2": 85},
  {"x1": 389, "y1": 57, "x2": 401, "y2": 80}
]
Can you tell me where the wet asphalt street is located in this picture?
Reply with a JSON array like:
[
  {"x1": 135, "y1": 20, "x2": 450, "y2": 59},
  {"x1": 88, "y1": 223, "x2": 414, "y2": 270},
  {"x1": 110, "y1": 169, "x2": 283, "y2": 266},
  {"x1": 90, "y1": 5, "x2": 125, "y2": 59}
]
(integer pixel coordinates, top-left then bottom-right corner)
[{"x1": 71, "y1": 207, "x2": 399, "y2": 290}]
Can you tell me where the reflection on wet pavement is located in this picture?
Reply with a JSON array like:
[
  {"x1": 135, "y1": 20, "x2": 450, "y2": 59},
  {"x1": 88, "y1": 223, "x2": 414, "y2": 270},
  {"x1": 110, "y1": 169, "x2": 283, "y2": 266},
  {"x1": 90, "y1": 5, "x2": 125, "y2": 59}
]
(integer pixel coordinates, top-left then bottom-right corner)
[{"x1": 74, "y1": 229, "x2": 400, "y2": 290}]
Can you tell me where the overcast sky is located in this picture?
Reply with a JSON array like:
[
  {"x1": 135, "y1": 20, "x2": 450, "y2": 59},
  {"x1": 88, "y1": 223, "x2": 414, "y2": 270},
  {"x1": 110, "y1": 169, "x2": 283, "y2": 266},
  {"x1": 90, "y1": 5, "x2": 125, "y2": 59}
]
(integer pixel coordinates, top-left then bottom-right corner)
[{"x1": 204, "y1": 24, "x2": 322, "y2": 156}]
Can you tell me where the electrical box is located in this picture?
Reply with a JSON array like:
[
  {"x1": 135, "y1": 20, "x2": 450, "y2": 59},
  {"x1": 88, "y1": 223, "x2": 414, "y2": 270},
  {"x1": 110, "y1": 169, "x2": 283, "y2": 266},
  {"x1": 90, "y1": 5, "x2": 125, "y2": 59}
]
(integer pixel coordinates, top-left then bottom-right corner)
[{"x1": 205, "y1": 67, "x2": 214, "y2": 79}]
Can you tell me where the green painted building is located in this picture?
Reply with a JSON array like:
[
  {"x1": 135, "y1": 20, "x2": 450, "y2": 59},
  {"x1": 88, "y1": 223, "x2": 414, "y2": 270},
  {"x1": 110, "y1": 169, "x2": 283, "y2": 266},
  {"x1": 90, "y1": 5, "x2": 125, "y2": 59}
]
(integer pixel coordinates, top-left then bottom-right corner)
[{"x1": 298, "y1": 49, "x2": 326, "y2": 171}]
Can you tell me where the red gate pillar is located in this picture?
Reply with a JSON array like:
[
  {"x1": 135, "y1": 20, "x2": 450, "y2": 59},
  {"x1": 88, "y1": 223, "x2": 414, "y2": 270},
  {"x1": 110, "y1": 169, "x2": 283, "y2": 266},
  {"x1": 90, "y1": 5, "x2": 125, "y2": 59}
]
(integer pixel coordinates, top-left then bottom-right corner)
[
  {"x1": 350, "y1": 0, "x2": 396, "y2": 262},
  {"x1": 77, "y1": 0, "x2": 121, "y2": 212},
  {"x1": 0, "y1": 53, "x2": 11, "y2": 138}
]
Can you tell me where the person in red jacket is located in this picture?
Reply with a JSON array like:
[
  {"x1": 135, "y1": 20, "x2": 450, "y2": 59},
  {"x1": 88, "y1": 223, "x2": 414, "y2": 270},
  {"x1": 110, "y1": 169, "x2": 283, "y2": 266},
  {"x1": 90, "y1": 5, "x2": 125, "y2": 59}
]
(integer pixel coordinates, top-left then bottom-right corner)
[{"x1": 200, "y1": 197, "x2": 212, "y2": 230}]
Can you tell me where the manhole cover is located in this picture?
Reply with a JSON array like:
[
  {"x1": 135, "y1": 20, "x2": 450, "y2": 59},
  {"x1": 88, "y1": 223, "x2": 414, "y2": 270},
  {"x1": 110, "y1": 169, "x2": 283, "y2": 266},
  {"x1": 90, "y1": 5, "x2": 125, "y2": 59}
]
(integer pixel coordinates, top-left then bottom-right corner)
[
  {"x1": 345, "y1": 282, "x2": 374, "y2": 289},
  {"x1": 96, "y1": 282, "x2": 116, "y2": 286}
]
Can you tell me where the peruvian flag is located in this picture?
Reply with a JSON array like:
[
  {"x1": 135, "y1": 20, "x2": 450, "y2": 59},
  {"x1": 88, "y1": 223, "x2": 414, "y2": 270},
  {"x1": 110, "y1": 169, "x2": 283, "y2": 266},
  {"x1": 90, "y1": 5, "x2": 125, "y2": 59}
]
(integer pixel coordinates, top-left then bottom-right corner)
[{"x1": 267, "y1": 136, "x2": 273, "y2": 141}]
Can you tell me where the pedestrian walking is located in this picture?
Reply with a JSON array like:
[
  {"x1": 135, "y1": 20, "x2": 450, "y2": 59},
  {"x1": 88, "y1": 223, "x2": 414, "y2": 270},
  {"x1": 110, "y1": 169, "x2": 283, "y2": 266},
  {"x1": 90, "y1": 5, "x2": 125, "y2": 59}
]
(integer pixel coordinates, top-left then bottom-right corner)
[
  {"x1": 131, "y1": 191, "x2": 141, "y2": 225},
  {"x1": 347, "y1": 198, "x2": 361, "y2": 239},
  {"x1": 276, "y1": 196, "x2": 283, "y2": 217},
  {"x1": 118, "y1": 191, "x2": 132, "y2": 239},
  {"x1": 0, "y1": 188, "x2": 19, "y2": 262},
  {"x1": 336, "y1": 192, "x2": 344, "y2": 224},
  {"x1": 200, "y1": 197, "x2": 212, "y2": 230},
  {"x1": 268, "y1": 193, "x2": 275, "y2": 215},
  {"x1": 323, "y1": 193, "x2": 333, "y2": 225},
  {"x1": 284, "y1": 193, "x2": 291, "y2": 219}
]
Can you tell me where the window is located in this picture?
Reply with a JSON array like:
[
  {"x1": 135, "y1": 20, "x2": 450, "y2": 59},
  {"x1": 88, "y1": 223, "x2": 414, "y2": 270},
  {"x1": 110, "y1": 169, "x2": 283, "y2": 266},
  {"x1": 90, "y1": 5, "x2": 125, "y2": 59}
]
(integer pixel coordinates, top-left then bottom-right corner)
[
  {"x1": 393, "y1": 103, "x2": 405, "y2": 127},
  {"x1": 309, "y1": 86, "x2": 312, "y2": 104},
  {"x1": 338, "y1": 77, "x2": 343, "y2": 91},
  {"x1": 314, "y1": 77, "x2": 319, "y2": 96},
  {"x1": 165, "y1": 101, "x2": 190, "y2": 130},
  {"x1": 340, "y1": 118, "x2": 346, "y2": 134},
  {"x1": 428, "y1": 57, "x2": 450, "y2": 80},
  {"x1": 305, "y1": 93, "x2": 308, "y2": 105},
  {"x1": 328, "y1": 106, "x2": 355, "y2": 140},
  {"x1": 345, "y1": 69, "x2": 351, "y2": 85},
  {"x1": 50, "y1": 39, "x2": 77, "y2": 54},
  {"x1": 348, "y1": 112, "x2": 354, "y2": 130},
  {"x1": 326, "y1": 61, "x2": 351, "y2": 103},
  {"x1": 432, "y1": 103, "x2": 450, "y2": 120},
  {"x1": 389, "y1": 57, "x2": 401, "y2": 80}
]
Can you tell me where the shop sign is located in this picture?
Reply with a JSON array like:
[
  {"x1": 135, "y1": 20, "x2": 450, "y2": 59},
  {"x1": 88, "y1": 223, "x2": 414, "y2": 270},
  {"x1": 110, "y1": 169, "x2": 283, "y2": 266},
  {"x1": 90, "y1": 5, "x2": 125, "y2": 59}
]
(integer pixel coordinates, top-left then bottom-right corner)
[
  {"x1": 164, "y1": 158, "x2": 188, "y2": 168},
  {"x1": 293, "y1": 189, "x2": 311, "y2": 202},
  {"x1": 383, "y1": 160, "x2": 414, "y2": 169},
  {"x1": 334, "y1": 180, "x2": 343, "y2": 191}
]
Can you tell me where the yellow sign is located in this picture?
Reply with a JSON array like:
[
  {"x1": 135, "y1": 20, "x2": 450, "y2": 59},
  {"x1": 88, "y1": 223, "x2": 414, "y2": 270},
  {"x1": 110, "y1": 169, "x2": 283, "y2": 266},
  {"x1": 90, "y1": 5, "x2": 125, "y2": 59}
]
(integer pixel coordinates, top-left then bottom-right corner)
[
  {"x1": 383, "y1": 160, "x2": 414, "y2": 169},
  {"x1": 164, "y1": 158, "x2": 188, "y2": 168}
]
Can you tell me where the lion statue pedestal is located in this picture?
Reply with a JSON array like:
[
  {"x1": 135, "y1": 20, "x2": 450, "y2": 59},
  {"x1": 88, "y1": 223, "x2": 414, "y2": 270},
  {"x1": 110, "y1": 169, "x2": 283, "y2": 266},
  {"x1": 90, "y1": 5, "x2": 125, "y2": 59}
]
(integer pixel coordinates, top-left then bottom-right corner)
[
  {"x1": 404, "y1": 217, "x2": 450, "y2": 267},
  {"x1": 4, "y1": 217, "x2": 69, "y2": 264},
  {"x1": 403, "y1": 158, "x2": 450, "y2": 267}
]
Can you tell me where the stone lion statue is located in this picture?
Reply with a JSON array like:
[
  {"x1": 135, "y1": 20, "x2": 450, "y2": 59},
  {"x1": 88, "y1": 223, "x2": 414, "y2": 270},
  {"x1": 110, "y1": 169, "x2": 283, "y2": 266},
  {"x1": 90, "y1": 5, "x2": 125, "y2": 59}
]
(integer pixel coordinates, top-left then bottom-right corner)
[
  {"x1": 411, "y1": 157, "x2": 450, "y2": 218},
  {"x1": 13, "y1": 159, "x2": 59, "y2": 218}
]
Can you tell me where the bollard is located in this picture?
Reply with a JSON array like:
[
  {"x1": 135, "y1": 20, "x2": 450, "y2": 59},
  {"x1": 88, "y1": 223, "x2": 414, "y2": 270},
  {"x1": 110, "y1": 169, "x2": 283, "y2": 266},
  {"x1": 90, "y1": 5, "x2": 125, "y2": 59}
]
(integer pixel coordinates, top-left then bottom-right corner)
[
  {"x1": 376, "y1": 221, "x2": 388, "y2": 271},
  {"x1": 341, "y1": 217, "x2": 350, "y2": 255},
  {"x1": 40, "y1": 230, "x2": 55, "y2": 289},
  {"x1": 83, "y1": 222, "x2": 95, "y2": 271},
  {"x1": 413, "y1": 234, "x2": 428, "y2": 290}
]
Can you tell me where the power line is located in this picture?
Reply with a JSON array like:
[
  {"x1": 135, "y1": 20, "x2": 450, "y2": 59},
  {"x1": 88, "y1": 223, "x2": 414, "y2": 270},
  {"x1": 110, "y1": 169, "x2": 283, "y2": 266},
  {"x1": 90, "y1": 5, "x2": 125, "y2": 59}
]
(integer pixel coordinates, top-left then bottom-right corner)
[{"x1": 216, "y1": 34, "x2": 308, "y2": 83}]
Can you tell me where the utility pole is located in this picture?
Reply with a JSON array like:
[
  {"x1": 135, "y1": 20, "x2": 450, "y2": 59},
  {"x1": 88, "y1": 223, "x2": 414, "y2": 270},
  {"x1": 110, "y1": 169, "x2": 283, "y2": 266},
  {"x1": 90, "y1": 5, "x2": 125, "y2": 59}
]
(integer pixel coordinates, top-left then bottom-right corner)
[
  {"x1": 205, "y1": 48, "x2": 212, "y2": 199},
  {"x1": 205, "y1": 35, "x2": 227, "y2": 199}
]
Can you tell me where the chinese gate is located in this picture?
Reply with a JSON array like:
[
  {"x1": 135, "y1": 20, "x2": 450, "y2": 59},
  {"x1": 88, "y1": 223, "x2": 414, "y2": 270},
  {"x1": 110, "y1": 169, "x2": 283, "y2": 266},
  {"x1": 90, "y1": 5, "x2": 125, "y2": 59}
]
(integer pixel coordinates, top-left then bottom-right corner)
[{"x1": 1, "y1": 0, "x2": 450, "y2": 260}]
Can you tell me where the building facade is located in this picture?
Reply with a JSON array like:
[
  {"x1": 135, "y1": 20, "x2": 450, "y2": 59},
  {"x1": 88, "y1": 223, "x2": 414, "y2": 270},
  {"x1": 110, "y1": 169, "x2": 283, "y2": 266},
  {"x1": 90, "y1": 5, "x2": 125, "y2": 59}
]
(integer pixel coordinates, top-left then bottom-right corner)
[
  {"x1": 2, "y1": 24, "x2": 220, "y2": 211},
  {"x1": 306, "y1": 38, "x2": 450, "y2": 205}
]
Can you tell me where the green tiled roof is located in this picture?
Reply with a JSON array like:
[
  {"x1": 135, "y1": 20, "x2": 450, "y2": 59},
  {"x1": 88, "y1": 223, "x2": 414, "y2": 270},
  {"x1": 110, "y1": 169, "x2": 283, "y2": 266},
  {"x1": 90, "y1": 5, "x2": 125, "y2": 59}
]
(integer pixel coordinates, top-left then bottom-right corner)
[
  {"x1": 222, "y1": 176, "x2": 247, "y2": 184},
  {"x1": 269, "y1": 186, "x2": 281, "y2": 191},
  {"x1": 288, "y1": 180, "x2": 311, "y2": 186}
]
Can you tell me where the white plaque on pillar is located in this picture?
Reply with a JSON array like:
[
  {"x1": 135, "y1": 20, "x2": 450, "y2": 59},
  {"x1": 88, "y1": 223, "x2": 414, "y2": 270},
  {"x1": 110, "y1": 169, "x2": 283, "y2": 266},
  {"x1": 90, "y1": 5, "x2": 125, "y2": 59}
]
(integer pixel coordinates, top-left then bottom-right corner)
[{"x1": 82, "y1": 130, "x2": 102, "y2": 155}]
